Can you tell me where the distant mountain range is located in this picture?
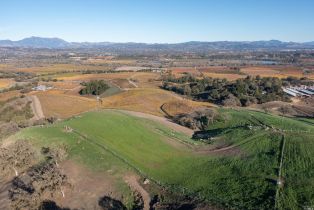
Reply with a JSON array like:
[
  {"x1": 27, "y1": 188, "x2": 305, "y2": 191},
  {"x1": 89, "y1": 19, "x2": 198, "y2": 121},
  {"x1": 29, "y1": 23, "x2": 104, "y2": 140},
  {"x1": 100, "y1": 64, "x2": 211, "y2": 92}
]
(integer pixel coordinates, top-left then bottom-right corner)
[{"x1": 0, "y1": 36, "x2": 314, "y2": 51}]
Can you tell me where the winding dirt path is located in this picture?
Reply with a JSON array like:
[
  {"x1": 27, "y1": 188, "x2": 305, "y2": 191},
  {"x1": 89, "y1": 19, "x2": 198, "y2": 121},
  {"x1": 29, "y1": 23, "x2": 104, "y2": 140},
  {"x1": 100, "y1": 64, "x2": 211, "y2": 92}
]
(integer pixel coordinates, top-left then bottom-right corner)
[
  {"x1": 28, "y1": 95, "x2": 45, "y2": 120},
  {"x1": 124, "y1": 175, "x2": 150, "y2": 210}
]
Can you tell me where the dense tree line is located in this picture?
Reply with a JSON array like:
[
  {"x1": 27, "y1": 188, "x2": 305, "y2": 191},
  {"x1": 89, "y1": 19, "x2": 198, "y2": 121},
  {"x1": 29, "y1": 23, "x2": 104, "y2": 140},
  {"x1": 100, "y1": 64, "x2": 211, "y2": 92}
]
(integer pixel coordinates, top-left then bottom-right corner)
[
  {"x1": 79, "y1": 80, "x2": 110, "y2": 95},
  {"x1": 161, "y1": 74, "x2": 301, "y2": 106}
]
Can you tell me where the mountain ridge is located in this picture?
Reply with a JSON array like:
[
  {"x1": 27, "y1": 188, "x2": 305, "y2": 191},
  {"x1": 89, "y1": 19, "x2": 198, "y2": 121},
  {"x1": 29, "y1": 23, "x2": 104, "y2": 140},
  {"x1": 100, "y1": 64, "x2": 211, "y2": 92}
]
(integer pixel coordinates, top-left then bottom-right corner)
[{"x1": 0, "y1": 36, "x2": 313, "y2": 50}]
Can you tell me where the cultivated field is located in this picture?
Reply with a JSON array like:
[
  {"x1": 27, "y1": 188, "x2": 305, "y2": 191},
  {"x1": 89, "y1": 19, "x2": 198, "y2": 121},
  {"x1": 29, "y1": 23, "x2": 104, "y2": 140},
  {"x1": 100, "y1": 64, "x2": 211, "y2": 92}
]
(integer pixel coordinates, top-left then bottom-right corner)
[
  {"x1": 170, "y1": 66, "x2": 311, "y2": 80},
  {"x1": 21, "y1": 64, "x2": 111, "y2": 74},
  {"x1": 100, "y1": 88, "x2": 211, "y2": 116},
  {"x1": 33, "y1": 90, "x2": 98, "y2": 118}
]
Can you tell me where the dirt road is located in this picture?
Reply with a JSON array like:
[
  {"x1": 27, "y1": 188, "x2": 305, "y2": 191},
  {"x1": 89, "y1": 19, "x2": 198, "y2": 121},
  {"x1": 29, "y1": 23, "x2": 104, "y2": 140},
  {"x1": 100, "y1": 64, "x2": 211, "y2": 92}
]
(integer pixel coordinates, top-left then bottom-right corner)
[
  {"x1": 28, "y1": 95, "x2": 45, "y2": 120},
  {"x1": 124, "y1": 175, "x2": 151, "y2": 210}
]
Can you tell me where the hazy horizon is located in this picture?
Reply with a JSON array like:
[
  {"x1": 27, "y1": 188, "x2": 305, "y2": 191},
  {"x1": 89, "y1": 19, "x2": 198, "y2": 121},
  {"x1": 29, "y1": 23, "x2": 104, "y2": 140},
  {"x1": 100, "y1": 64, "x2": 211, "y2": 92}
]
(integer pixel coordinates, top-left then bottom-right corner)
[
  {"x1": 1, "y1": 0, "x2": 314, "y2": 43},
  {"x1": 1, "y1": 36, "x2": 313, "y2": 44}
]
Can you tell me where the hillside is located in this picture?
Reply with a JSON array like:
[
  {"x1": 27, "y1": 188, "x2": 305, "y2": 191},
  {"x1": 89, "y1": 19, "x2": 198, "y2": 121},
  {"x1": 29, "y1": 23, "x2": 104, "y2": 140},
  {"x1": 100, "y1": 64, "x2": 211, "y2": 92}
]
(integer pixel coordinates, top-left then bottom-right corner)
[{"x1": 8, "y1": 109, "x2": 314, "y2": 209}]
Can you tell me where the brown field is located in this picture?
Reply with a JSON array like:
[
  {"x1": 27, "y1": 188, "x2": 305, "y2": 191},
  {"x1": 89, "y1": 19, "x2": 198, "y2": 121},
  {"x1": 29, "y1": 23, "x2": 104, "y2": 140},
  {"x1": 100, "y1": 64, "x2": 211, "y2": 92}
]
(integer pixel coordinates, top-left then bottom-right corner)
[
  {"x1": 241, "y1": 67, "x2": 282, "y2": 77},
  {"x1": 33, "y1": 90, "x2": 98, "y2": 118},
  {"x1": 170, "y1": 67, "x2": 200, "y2": 75},
  {"x1": 16, "y1": 64, "x2": 110, "y2": 74},
  {"x1": 240, "y1": 66, "x2": 305, "y2": 78},
  {"x1": 57, "y1": 72, "x2": 137, "y2": 81},
  {"x1": 128, "y1": 72, "x2": 160, "y2": 88},
  {"x1": 111, "y1": 79, "x2": 135, "y2": 89},
  {"x1": 57, "y1": 72, "x2": 160, "y2": 87},
  {"x1": 0, "y1": 90, "x2": 21, "y2": 102},
  {"x1": 101, "y1": 88, "x2": 178, "y2": 116},
  {"x1": 169, "y1": 65, "x2": 312, "y2": 80},
  {"x1": 0, "y1": 64, "x2": 13, "y2": 71},
  {"x1": 198, "y1": 66, "x2": 242, "y2": 74},
  {"x1": 101, "y1": 88, "x2": 214, "y2": 116},
  {"x1": 0, "y1": 79, "x2": 15, "y2": 89}
]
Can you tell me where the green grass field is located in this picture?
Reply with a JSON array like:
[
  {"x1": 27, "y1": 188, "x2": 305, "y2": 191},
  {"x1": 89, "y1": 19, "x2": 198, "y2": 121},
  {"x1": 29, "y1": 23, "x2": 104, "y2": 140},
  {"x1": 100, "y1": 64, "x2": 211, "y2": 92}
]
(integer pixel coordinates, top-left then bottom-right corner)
[{"x1": 13, "y1": 109, "x2": 314, "y2": 210}]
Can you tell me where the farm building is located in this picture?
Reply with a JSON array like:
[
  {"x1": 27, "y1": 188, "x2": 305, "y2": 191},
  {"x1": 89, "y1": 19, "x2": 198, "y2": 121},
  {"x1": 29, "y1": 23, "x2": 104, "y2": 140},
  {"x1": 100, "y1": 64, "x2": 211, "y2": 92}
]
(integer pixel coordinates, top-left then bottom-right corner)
[
  {"x1": 32, "y1": 85, "x2": 52, "y2": 91},
  {"x1": 283, "y1": 86, "x2": 314, "y2": 97}
]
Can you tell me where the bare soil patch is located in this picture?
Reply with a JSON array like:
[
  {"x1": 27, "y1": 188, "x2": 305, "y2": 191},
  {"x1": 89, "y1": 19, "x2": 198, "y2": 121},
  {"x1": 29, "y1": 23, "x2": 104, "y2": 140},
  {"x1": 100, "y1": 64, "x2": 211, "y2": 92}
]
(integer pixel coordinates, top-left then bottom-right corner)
[{"x1": 54, "y1": 160, "x2": 123, "y2": 210}]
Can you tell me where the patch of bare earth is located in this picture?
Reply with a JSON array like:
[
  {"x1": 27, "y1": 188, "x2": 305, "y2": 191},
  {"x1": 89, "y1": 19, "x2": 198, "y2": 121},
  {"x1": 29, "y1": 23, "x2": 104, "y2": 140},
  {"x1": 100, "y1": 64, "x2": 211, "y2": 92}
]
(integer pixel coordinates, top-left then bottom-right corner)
[{"x1": 54, "y1": 160, "x2": 123, "y2": 210}]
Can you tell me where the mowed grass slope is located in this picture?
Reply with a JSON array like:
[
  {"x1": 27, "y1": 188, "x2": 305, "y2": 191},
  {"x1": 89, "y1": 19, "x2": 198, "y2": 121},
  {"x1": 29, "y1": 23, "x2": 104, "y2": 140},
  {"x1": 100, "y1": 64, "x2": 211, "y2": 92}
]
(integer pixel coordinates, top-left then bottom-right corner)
[{"x1": 15, "y1": 109, "x2": 314, "y2": 209}]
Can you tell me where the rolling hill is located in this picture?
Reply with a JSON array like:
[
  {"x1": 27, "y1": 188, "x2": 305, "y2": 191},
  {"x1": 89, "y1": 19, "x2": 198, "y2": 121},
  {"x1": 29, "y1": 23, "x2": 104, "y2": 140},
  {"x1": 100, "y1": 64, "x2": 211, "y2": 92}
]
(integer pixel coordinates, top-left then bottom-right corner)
[{"x1": 12, "y1": 109, "x2": 314, "y2": 209}]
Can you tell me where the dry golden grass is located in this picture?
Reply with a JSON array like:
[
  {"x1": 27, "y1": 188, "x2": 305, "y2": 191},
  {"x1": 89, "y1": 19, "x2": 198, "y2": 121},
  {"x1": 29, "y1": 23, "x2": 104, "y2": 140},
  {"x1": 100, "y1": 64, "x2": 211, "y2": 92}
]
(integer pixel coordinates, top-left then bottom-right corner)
[
  {"x1": 170, "y1": 66, "x2": 308, "y2": 80},
  {"x1": 0, "y1": 79, "x2": 15, "y2": 88},
  {"x1": 240, "y1": 66, "x2": 305, "y2": 78},
  {"x1": 33, "y1": 87, "x2": 186, "y2": 118},
  {"x1": 34, "y1": 90, "x2": 97, "y2": 119},
  {"x1": 0, "y1": 64, "x2": 12, "y2": 71},
  {"x1": 58, "y1": 72, "x2": 160, "y2": 87},
  {"x1": 241, "y1": 67, "x2": 283, "y2": 77},
  {"x1": 17, "y1": 64, "x2": 110, "y2": 74},
  {"x1": 0, "y1": 90, "x2": 21, "y2": 102},
  {"x1": 101, "y1": 88, "x2": 181, "y2": 116},
  {"x1": 57, "y1": 72, "x2": 136, "y2": 81},
  {"x1": 101, "y1": 88, "x2": 215, "y2": 116},
  {"x1": 128, "y1": 72, "x2": 160, "y2": 88}
]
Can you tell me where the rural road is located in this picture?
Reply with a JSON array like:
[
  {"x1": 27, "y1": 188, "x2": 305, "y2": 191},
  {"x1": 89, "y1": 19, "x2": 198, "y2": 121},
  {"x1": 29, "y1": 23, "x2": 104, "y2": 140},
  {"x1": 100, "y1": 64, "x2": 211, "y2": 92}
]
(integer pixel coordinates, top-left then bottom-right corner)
[{"x1": 28, "y1": 95, "x2": 45, "y2": 120}]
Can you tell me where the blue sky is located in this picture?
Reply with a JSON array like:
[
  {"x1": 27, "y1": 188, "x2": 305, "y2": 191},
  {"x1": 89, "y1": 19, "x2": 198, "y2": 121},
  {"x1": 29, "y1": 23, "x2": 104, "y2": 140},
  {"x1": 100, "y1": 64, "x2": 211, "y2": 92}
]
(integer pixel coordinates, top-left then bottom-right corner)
[{"x1": 0, "y1": 0, "x2": 313, "y2": 43}]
